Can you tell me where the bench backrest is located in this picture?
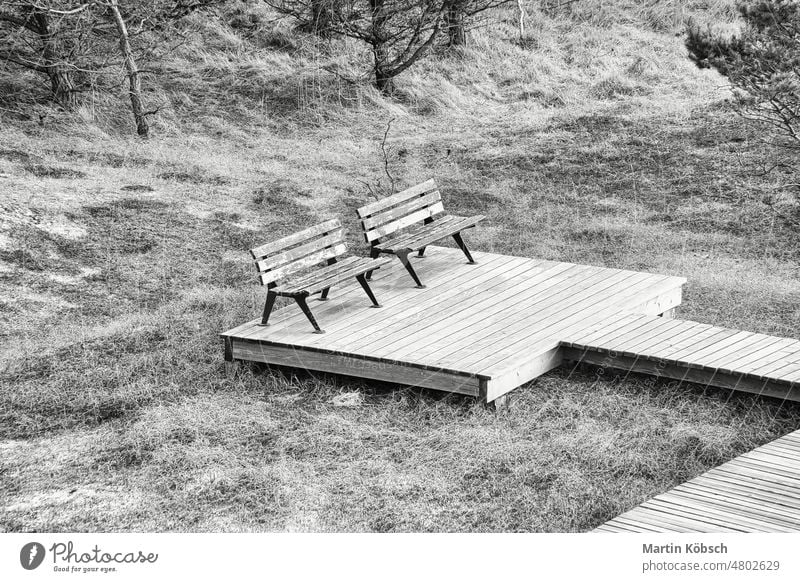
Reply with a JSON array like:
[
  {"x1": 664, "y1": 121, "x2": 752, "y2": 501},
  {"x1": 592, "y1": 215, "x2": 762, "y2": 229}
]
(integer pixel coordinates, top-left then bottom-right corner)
[
  {"x1": 250, "y1": 218, "x2": 346, "y2": 287},
  {"x1": 356, "y1": 179, "x2": 445, "y2": 245}
]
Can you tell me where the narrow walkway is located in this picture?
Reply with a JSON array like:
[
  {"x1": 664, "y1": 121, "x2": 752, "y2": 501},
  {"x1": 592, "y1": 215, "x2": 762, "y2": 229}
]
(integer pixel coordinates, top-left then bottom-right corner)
[
  {"x1": 595, "y1": 429, "x2": 800, "y2": 532},
  {"x1": 561, "y1": 313, "x2": 800, "y2": 402}
]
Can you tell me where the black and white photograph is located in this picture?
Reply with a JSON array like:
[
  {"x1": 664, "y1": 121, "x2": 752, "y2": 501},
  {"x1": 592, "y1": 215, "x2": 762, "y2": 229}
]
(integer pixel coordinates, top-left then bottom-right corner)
[{"x1": 1, "y1": 0, "x2": 800, "y2": 577}]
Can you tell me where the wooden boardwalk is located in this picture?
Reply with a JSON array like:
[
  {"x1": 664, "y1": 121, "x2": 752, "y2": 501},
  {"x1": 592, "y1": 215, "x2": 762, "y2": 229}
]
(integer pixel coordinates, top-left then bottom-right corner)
[
  {"x1": 223, "y1": 246, "x2": 686, "y2": 402},
  {"x1": 223, "y1": 245, "x2": 800, "y2": 404},
  {"x1": 595, "y1": 429, "x2": 800, "y2": 532},
  {"x1": 561, "y1": 313, "x2": 800, "y2": 402}
]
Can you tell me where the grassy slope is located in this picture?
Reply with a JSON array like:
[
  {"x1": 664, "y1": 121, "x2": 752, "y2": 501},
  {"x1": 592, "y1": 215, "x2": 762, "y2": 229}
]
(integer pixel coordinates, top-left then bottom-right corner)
[{"x1": 1, "y1": 1, "x2": 799, "y2": 532}]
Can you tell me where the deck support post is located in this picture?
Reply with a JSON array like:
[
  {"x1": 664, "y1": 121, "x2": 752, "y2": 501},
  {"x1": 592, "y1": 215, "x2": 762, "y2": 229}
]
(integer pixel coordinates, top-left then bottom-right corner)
[
  {"x1": 223, "y1": 336, "x2": 238, "y2": 377},
  {"x1": 660, "y1": 307, "x2": 677, "y2": 319}
]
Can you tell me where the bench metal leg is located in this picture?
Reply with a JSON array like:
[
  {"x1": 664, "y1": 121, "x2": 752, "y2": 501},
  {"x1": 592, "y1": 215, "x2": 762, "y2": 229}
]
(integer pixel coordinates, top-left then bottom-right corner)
[
  {"x1": 294, "y1": 294, "x2": 324, "y2": 333},
  {"x1": 320, "y1": 287, "x2": 330, "y2": 301},
  {"x1": 366, "y1": 248, "x2": 381, "y2": 281},
  {"x1": 356, "y1": 274, "x2": 381, "y2": 308},
  {"x1": 259, "y1": 291, "x2": 278, "y2": 326},
  {"x1": 418, "y1": 246, "x2": 426, "y2": 257},
  {"x1": 397, "y1": 250, "x2": 425, "y2": 288},
  {"x1": 452, "y1": 232, "x2": 476, "y2": 264}
]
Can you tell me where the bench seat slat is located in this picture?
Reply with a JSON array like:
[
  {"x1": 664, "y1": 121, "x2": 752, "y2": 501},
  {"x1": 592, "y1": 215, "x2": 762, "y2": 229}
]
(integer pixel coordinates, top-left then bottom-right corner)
[
  {"x1": 250, "y1": 218, "x2": 341, "y2": 259},
  {"x1": 256, "y1": 229, "x2": 345, "y2": 272},
  {"x1": 276, "y1": 255, "x2": 362, "y2": 290},
  {"x1": 377, "y1": 215, "x2": 484, "y2": 252},
  {"x1": 378, "y1": 214, "x2": 460, "y2": 247},
  {"x1": 396, "y1": 215, "x2": 484, "y2": 250},
  {"x1": 365, "y1": 202, "x2": 445, "y2": 243},
  {"x1": 301, "y1": 258, "x2": 392, "y2": 295},
  {"x1": 375, "y1": 215, "x2": 459, "y2": 250},
  {"x1": 276, "y1": 257, "x2": 391, "y2": 295},
  {"x1": 356, "y1": 179, "x2": 438, "y2": 218},
  {"x1": 259, "y1": 243, "x2": 346, "y2": 286},
  {"x1": 361, "y1": 191, "x2": 442, "y2": 230}
]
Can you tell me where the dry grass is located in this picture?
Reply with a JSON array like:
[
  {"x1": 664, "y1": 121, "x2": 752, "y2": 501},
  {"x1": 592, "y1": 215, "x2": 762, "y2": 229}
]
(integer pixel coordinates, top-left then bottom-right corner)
[{"x1": 1, "y1": 1, "x2": 799, "y2": 532}]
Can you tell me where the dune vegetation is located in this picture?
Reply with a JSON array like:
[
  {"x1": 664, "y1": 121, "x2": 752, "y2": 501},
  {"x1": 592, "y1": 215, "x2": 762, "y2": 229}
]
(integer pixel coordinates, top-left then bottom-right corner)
[{"x1": 1, "y1": 0, "x2": 799, "y2": 532}]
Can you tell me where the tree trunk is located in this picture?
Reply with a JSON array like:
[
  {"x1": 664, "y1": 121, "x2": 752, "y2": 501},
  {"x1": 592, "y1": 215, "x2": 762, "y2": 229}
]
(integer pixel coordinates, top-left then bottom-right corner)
[
  {"x1": 106, "y1": 0, "x2": 149, "y2": 137},
  {"x1": 369, "y1": 0, "x2": 395, "y2": 95},
  {"x1": 446, "y1": 2, "x2": 467, "y2": 47},
  {"x1": 32, "y1": 11, "x2": 78, "y2": 108},
  {"x1": 310, "y1": 0, "x2": 333, "y2": 38},
  {"x1": 374, "y1": 55, "x2": 395, "y2": 95}
]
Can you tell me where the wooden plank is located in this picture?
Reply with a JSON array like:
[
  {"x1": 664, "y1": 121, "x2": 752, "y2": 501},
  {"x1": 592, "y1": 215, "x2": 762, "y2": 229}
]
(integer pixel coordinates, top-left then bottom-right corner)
[
  {"x1": 355, "y1": 261, "x2": 589, "y2": 359},
  {"x1": 231, "y1": 339, "x2": 480, "y2": 396},
  {"x1": 361, "y1": 191, "x2": 442, "y2": 229},
  {"x1": 646, "y1": 491, "x2": 791, "y2": 533},
  {"x1": 559, "y1": 348, "x2": 800, "y2": 401},
  {"x1": 673, "y1": 330, "x2": 755, "y2": 369},
  {"x1": 300, "y1": 253, "x2": 522, "y2": 347},
  {"x1": 747, "y1": 341, "x2": 800, "y2": 377},
  {"x1": 255, "y1": 229, "x2": 344, "y2": 272},
  {"x1": 729, "y1": 456, "x2": 800, "y2": 480},
  {"x1": 692, "y1": 334, "x2": 780, "y2": 370},
  {"x1": 376, "y1": 214, "x2": 461, "y2": 249},
  {"x1": 669, "y1": 486, "x2": 800, "y2": 527},
  {"x1": 356, "y1": 179, "x2": 438, "y2": 218},
  {"x1": 250, "y1": 218, "x2": 341, "y2": 258},
  {"x1": 364, "y1": 202, "x2": 445, "y2": 243},
  {"x1": 633, "y1": 321, "x2": 716, "y2": 359},
  {"x1": 386, "y1": 215, "x2": 484, "y2": 251},
  {"x1": 689, "y1": 474, "x2": 800, "y2": 509},
  {"x1": 618, "y1": 320, "x2": 705, "y2": 357},
  {"x1": 332, "y1": 257, "x2": 564, "y2": 354},
  {"x1": 259, "y1": 243, "x2": 347, "y2": 286},
  {"x1": 283, "y1": 257, "x2": 391, "y2": 295},
  {"x1": 406, "y1": 267, "x2": 639, "y2": 367},
  {"x1": 653, "y1": 492, "x2": 796, "y2": 531},
  {"x1": 469, "y1": 274, "x2": 675, "y2": 374},
  {"x1": 661, "y1": 327, "x2": 742, "y2": 362},
  {"x1": 607, "y1": 514, "x2": 678, "y2": 532},
  {"x1": 619, "y1": 506, "x2": 737, "y2": 532},
  {"x1": 248, "y1": 249, "x2": 498, "y2": 344},
  {"x1": 712, "y1": 335, "x2": 794, "y2": 375},
  {"x1": 572, "y1": 314, "x2": 659, "y2": 351},
  {"x1": 604, "y1": 318, "x2": 687, "y2": 353},
  {"x1": 648, "y1": 325, "x2": 733, "y2": 361},
  {"x1": 245, "y1": 247, "x2": 466, "y2": 337},
  {"x1": 562, "y1": 313, "x2": 644, "y2": 347},
  {"x1": 642, "y1": 497, "x2": 774, "y2": 532},
  {"x1": 432, "y1": 269, "x2": 642, "y2": 363},
  {"x1": 274, "y1": 255, "x2": 362, "y2": 291},
  {"x1": 715, "y1": 462, "x2": 800, "y2": 489},
  {"x1": 484, "y1": 281, "x2": 685, "y2": 400}
]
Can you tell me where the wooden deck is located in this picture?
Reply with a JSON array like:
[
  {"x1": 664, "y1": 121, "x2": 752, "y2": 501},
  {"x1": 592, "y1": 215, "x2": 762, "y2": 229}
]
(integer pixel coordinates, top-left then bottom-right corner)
[
  {"x1": 595, "y1": 428, "x2": 800, "y2": 532},
  {"x1": 561, "y1": 313, "x2": 800, "y2": 402},
  {"x1": 223, "y1": 246, "x2": 686, "y2": 402}
]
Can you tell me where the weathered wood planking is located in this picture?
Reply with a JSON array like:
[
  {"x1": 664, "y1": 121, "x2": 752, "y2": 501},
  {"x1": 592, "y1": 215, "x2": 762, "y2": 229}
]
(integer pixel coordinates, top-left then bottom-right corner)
[
  {"x1": 223, "y1": 246, "x2": 800, "y2": 406},
  {"x1": 562, "y1": 313, "x2": 800, "y2": 402},
  {"x1": 223, "y1": 247, "x2": 686, "y2": 402},
  {"x1": 595, "y1": 429, "x2": 800, "y2": 532}
]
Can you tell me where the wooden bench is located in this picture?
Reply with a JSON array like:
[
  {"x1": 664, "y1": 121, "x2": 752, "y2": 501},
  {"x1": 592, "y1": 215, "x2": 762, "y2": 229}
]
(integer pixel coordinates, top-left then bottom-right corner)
[
  {"x1": 356, "y1": 179, "x2": 485, "y2": 287},
  {"x1": 250, "y1": 219, "x2": 391, "y2": 333}
]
